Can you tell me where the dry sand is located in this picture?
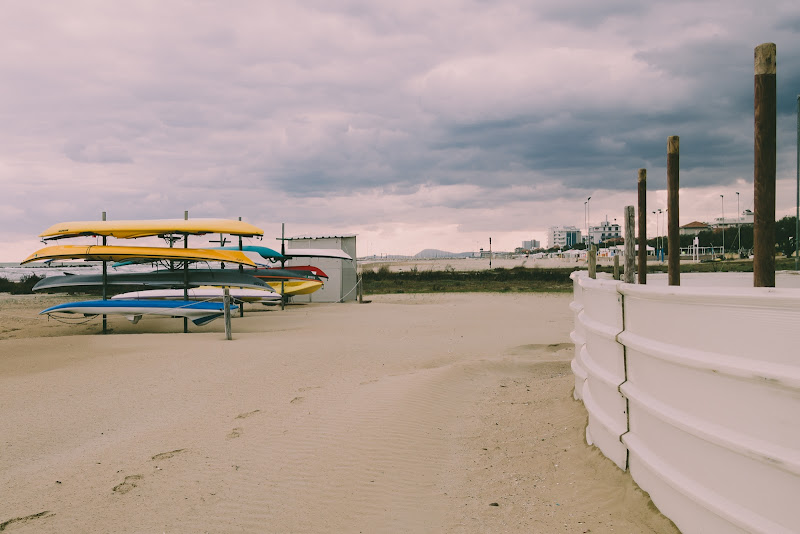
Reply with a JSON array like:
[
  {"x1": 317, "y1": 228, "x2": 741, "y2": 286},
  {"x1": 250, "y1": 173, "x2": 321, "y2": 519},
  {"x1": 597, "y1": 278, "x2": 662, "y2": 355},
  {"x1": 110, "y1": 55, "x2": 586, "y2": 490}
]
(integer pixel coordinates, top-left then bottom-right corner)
[{"x1": 0, "y1": 292, "x2": 678, "y2": 533}]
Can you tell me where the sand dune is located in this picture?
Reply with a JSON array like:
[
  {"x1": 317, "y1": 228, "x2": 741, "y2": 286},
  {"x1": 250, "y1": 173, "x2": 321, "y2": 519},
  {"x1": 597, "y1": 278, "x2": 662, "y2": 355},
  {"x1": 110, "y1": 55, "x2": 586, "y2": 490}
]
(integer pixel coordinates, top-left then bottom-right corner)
[{"x1": 0, "y1": 292, "x2": 677, "y2": 533}]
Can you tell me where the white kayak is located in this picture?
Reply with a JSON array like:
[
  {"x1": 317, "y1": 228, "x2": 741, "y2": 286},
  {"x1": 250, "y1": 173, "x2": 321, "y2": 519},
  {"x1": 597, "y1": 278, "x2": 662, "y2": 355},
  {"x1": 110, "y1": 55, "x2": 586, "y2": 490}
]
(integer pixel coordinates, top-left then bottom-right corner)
[
  {"x1": 112, "y1": 287, "x2": 281, "y2": 303},
  {"x1": 40, "y1": 299, "x2": 237, "y2": 326}
]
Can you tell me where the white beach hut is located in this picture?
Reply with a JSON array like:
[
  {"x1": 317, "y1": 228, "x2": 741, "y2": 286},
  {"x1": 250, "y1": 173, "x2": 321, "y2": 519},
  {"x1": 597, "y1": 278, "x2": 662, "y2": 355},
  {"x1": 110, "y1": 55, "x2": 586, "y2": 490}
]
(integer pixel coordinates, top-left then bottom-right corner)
[{"x1": 284, "y1": 235, "x2": 358, "y2": 303}]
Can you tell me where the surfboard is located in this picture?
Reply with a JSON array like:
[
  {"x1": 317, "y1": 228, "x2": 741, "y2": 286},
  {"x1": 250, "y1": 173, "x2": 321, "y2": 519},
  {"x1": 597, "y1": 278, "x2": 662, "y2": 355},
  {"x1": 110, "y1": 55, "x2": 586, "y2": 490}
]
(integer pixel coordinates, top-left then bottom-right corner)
[
  {"x1": 224, "y1": 246, "x2": 352, "y2": 262},
  {"x1": 32, "y1": 270, "x2": 269, "y2": 292},
  {"x1": 217, "y1": 245, "x2": 284, "y2": 261},
  {"x1": 273, "y1": 265, "x2": 329, "y2": 279},
  {"x1": 111, "y1": 287, "x2": 280, "y2": 303},
  {"x1": 266, "y1": 280, "x2": 323, "y2": 296},
  {"x1": 283, "y1": 248, "x2": 352, "y2": 260},
  {"x1": 39, "y1": 218, "x2": 264, "y2": 240},
  {"x1": 39, "y1": 299, "x2": 237, "y2": 326},
  {"x1": 249, "y1": 267, "x2": 324, "y2": 282},
  {"x1": 22, "y1": 245, "x2": 257, "y2": 267}
]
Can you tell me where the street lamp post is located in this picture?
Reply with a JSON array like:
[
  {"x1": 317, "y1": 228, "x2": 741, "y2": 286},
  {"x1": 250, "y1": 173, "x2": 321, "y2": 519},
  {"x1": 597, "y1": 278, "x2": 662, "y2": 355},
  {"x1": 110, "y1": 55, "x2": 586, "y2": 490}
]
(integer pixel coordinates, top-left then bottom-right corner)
[
  {"x1": 652, "y1": 210, "x2": 658, "y2": 260},
  {"x1": 720, "y1": 194, "x2": 725, "y2": 258},
  {"x1": 587, "y1": 196, "x2": 592, "y2": 248},
  {"x1": 584, "y1": 201, "x2": 588, "y2": 247},
  {"x1": 736, "y1": 191, "x2": 741, "y2": 253},
  {"x1": 658, "y1": 208, "x2": 663, "y2": 260}
]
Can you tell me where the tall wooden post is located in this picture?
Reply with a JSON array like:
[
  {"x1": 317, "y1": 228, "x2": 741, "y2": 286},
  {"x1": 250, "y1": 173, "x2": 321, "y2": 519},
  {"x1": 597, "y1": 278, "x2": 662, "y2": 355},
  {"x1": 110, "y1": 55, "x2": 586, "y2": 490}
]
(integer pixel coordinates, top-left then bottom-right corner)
[
  {"x1": 280, "y1": 223, "x2": 286, "y2": 311},
  {"x1": 588, "y1": 246, "x2": 596, "y2": 279},
  {"x1": 624, "y1": 206, "x2": 635, "y2": 283},
  {"x1": 613, "y1": 254, "x2": 620, "y2": 280},
  {"x1": 102, "y1": 211, "x2": 107, "y2": 334},
  {"x1": 667, "y1": 136, "x2": 681, "y2": 286},
  {"x1": 637, "y1": 169, "x2": 647, "y2": 284},
  {"x1": 183, "y1": 210, "x2": 189, "y2": 333},
  {"x1": 238, "y1": 216, "x2": 244, "y2": 317},
  {"x1": 754, "y1": 43, "x2": 776, "y2": 287}
]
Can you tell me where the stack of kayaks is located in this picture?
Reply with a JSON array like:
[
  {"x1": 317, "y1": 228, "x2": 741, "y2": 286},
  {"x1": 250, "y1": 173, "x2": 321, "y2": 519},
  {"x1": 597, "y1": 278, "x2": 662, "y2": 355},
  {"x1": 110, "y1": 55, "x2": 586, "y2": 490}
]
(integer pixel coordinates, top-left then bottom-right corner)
[{"x1": 25, "y1": 218, "x2": 268, "y2": 327}]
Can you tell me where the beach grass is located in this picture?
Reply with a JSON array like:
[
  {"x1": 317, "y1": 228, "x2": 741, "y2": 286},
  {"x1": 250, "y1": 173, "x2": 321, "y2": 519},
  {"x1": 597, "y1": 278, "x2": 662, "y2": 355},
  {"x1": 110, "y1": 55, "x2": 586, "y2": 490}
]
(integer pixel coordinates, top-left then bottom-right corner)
[
  {"x1": 361, "y1": 257, "x2": 800, "y2": 294},
  {"x1": 0, "y1": 274, "x2": 43, "y2": 294},
  {"x1": 361, "y1": 265, "x2": 577, "y2": 294}
]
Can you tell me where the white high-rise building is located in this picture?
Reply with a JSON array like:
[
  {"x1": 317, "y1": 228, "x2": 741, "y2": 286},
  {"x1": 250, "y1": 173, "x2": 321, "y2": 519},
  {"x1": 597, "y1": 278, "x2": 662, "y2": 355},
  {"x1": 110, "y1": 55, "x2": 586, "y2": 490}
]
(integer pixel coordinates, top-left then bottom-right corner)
[{"x1": 548, "y1": 226, "x2": 582, "y2": 249}]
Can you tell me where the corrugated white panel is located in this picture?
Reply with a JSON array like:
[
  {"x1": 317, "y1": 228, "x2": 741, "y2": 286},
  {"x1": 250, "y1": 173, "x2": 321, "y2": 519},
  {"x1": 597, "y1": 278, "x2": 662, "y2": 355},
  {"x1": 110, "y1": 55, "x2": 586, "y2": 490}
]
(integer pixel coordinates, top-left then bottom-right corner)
[
  {"x1": 647, "y1": 271, "x2": 800, "y2": 289},
  {"x1": 569, "y1": 271, "x2": 587, "y2": 400},
  {"x1": 569, "y1": 273, "x2": 800, "y2": 533},
  {"x1": 618, "y1": 284, "x2": 800, "y2": 534},
  {"x1": 577, "y1": 276, "x2": 627, "y2": 469}
]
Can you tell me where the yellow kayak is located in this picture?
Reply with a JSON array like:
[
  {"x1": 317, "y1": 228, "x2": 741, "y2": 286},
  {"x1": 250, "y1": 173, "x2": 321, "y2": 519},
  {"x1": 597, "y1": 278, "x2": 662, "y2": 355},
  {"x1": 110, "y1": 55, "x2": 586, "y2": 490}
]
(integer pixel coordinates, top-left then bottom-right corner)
[
  {"x1": 21, "y1": 245, "x2": 257, "y2": 267},
  {"x1": 266, "y1": 280, "x2": 323, "y2": 296},
  {"x1": 39, "y1": 218, "x2": 263, "y2": 240}
]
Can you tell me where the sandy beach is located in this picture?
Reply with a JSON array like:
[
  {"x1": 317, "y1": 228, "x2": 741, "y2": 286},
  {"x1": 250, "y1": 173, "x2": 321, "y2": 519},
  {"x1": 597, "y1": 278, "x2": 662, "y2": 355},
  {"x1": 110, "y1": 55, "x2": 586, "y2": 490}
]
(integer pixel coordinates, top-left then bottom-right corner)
[{"x1": 0, "y1": 292, "x2": 677, "y2": 533}]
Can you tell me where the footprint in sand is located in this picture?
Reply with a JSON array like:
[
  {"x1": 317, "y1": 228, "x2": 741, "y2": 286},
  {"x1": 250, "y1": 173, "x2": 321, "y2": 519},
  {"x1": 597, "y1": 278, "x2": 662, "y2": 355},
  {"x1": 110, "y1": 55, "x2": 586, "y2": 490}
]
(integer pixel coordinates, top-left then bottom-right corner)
[
  {"x1": 235, "y1": 410, "x2": 261, "y2": 419},
  {"x1": 151, "y1": 449, "x2": 186, "y2": 461},
  {"x1": 0, "y1": 511, "x2": 53, "y2": 531},
  {"x1": 227, "y1": 427, "x2": 243, "y2": 439},
  {"x1": 112, "y1": 475, "x2": 143, "y2": 494}
]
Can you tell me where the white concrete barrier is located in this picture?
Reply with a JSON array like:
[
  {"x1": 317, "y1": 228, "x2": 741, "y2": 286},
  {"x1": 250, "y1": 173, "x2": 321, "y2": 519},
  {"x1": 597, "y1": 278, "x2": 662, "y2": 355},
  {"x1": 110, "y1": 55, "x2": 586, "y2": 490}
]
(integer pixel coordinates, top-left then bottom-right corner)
[
  {"x1": 569, "y1": 271, "x2": 587, "y2": 400},
  {"x1": 571, "y1": 271, "x2": 800, "y2": 534},
  {"x1": 578, "y1": 275, "x2": 627, "y2": 469}
]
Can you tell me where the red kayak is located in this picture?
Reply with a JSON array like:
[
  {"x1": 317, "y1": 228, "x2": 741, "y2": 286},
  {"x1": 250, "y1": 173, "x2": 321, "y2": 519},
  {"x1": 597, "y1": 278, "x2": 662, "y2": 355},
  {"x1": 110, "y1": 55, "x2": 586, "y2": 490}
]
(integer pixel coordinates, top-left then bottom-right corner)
[{"x1": 272, "y1": 265, "x2": 329, "y2": 279}]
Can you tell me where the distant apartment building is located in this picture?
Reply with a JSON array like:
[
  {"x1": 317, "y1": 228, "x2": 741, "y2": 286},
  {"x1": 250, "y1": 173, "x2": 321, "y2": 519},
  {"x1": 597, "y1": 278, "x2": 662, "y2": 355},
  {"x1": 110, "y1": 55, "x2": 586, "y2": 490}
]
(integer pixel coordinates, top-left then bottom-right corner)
[
  {"x1": 522, "y1": 239, "x2": 541, "y2": 250},
  {"x1": 712, "y1": 209, "x2": 755, "y2": 229},
  {"x1": 680, "y1": 221, "x2": 712, "y2": 236},
  {"x1": 588, "y1": 218, "x2": 621, "y2": 245},
  {"x1": 680, "y1": 210, "x2": 754, "y2": 236},
  {"x1": 548, "y1": 226, "x2": 582, "y2": 249}
]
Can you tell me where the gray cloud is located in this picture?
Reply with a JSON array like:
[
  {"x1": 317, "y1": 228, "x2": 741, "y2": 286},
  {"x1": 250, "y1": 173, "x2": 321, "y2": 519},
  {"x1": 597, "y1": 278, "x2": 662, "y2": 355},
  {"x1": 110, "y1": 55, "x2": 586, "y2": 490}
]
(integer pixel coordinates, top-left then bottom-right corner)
[{"x1": 1, "y1": 0, "x2": 799, "y2": 258}]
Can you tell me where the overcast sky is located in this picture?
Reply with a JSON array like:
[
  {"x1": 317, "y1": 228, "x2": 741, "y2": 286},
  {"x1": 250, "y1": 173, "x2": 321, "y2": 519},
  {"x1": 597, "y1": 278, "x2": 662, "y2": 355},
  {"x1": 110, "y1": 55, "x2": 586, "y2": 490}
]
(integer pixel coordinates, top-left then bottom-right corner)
[{"x1": 2, "y1": 1, "x2": 800, "y2": 261}]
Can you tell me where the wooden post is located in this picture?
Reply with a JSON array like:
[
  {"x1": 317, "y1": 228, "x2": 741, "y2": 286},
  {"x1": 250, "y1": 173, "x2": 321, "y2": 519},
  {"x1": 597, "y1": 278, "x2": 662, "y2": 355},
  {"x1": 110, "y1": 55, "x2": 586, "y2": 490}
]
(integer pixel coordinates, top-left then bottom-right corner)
[
  {"x1": 223, "y1": 287, "x2": 232, "y2": 340},
  {"x1": 183, "y1": 210, "x2": 189, "y2": 333},
  {"x1": 667, "y1": 136, "x2": 681, "y2": 286},
  {"x1": 624, "y1": 206, "x2": 635, "y2": 283},
  {"x1": 754, "y1": 43, "x2": 777, "y2": 287},
  {"x1": 637, "y1": 169, "x2": 647, "y2": 284},
  {"x1": 357, "y1": 273, "x2": 363, "y2": 303},
  {"x1": 238, "y1": 217, "x2": 244, "y2": 317},
  {"x1": 588, "y1": 246, "x2": 596, "y2": 279},
  {"x1": 101, "y1": 211, "x2": 107, "y2": 334},
  {"x1": 613, "y1": 254, "x2": 620, "y2": 280},
  {"x1": 280, "y1": 223, "x2": 286, "y2": 310}
]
